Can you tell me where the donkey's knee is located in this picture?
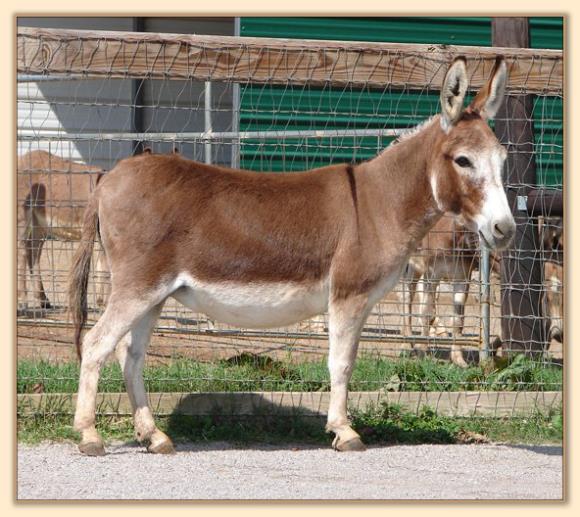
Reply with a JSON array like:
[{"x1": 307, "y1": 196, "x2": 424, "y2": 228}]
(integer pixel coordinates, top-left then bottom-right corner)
[{"x1": 80, "y1": 328, "x2": 117, "y2": 367}]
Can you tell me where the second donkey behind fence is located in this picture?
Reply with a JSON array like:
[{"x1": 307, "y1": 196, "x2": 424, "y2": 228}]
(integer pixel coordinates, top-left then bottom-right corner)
[
  {"x1": 400, "y1": 216, "x2": 499, "y2": 367},
  {"x1": 540, "y1": 216, "x2": 564, "y2": 343},
  {"x1": 401, "y1": 215, "x2": 564, "y2": 367},
  {"x1": 17, "y1": 150, "x2": 108, "y2": 310}
]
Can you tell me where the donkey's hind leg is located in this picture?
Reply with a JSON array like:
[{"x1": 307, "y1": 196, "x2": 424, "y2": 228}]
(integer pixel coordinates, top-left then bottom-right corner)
[
  {"x1": 26, "y1": 225, "x2": 51, "y2": 309},
  {"x1": 74, "y1": 291, "x2": 164, "y2": 456},
  {"x1": 17, "y1": 204, "x2": 31, "y2": 310},
  {"x1": 399, "y1": 263, "x2": 420, "y2": 356},
  {"x1": 115, "y1": 302, "x2": 174, "y2": 454},
  {"x1": 400, "y1": 263, "x2": 419, "y2": 336}
]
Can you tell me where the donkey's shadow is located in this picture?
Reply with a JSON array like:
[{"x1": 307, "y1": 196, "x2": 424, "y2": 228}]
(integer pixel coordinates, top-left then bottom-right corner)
[{"x1": 164, "y1": 392, "x2": 329, "y2": 451}]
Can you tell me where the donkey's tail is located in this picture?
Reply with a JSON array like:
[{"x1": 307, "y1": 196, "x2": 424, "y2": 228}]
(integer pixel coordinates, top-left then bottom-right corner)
[{"x1": 69, "y1": 194, "x2": 99, "y2": 361}]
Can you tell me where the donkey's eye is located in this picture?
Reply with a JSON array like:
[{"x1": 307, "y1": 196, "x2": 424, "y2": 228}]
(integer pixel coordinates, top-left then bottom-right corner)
[{"x1": 454, "y1": 156, "x2": 472, "y2": 168}]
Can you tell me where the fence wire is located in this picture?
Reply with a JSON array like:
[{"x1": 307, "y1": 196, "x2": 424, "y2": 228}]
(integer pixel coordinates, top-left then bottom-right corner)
[{"x1": 16, "y1": 26, "x2": 563, "y2": 411}]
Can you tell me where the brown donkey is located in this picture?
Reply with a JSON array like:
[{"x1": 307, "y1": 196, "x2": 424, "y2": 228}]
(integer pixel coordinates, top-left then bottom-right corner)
[
  {"x1": 70, "y1": 57, "x2": 515, "y2": 456},
  {"x1": 18, "y1": 150, "x2": 107, "y2": 309}
]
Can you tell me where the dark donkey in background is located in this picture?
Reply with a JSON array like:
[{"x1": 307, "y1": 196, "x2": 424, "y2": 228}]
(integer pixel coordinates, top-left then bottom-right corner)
[
  {"x1": 70, "y1": 57, "x2": 516, "y2": 456},
  {"x1": 18, "y1": 150, "x2": 107, "y2": 310}
]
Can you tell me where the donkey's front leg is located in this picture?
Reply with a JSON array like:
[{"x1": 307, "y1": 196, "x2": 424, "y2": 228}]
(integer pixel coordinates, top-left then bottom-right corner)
[
  {"x1": 28, "y1": 234, "x2": 51, "y2": 310},
  {"x1": 326, "y1": 295, "x2": 370, "y2": 452}
]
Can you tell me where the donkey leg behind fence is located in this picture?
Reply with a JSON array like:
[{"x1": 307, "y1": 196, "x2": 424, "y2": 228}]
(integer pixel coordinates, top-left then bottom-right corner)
[
  {"x1": 400, "y1": 262, "x2": 421, "y2": 353},
  {"x1": 18, "y1": 185, "x2": 52, "y2": 310},
  {"x1": 450, "y1": 280, "x2": 470, "y2": 367}
]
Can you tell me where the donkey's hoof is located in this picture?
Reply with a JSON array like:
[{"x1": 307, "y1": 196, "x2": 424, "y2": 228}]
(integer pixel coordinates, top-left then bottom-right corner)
[
  {"x1": 147, "y1": 432, "x2": 175, "y2": 454},
  {"x1": 549, "y1": 327, "x2": 563, "y2": 343},
  {"x1": 147, "y1": 441, "x2": 175, "y2": 455},
  {"x1": 332, "y1": 435, "x2": 367, "y2": 452},
  {"x1": 79, "y1": 440, "x2": 106, "y2": 456}
]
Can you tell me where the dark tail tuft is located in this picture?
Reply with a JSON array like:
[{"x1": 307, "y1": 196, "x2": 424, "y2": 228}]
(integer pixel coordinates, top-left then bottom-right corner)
[{"x1": 69, "y1": 194, "x2": 99, "y2": 360}]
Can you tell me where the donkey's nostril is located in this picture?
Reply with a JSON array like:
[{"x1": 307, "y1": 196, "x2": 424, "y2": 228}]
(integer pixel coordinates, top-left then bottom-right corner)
[{"x1": 492, "y1": 218, "x2": 516, "y2": 244}]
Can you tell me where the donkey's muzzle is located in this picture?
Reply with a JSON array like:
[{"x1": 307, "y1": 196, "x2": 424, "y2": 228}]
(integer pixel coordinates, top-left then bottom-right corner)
[
  {"x1": 493, "y1": 217, "x2": 516, "y2": 244},
  {"x1": 488, "y1": 217, "x2": 516, "y2": 250}
]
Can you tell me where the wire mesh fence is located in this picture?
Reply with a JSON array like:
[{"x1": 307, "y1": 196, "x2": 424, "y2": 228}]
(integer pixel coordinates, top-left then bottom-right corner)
[{"x1": 16, "y1": 25, "x2": 563, "y2": 414}]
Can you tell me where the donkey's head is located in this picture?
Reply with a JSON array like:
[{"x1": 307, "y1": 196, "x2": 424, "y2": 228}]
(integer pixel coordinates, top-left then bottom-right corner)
[{"x1": 430, "y1": 56, "x2": 516, "y2": 250}]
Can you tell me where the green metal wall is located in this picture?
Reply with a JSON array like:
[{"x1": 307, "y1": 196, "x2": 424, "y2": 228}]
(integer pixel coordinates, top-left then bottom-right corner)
[{"x1": 239, "y1": 17, "x2": 563, "y2": 186}]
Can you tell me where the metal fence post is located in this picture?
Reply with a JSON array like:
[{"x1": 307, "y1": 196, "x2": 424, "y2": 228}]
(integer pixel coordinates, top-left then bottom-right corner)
[
  {"x1": 231, "y1": 17, "x2": 241, "y2": 169},
  {"x1": 480, "y1": 242, "x2": 491, "y2": 361},
  {"x1": 204, "y1": 81, "x2": 212, "y2": 165}
]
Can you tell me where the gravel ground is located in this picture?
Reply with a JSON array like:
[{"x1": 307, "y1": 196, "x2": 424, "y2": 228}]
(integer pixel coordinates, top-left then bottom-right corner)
[{"x1": 18, "y1": 441, "x2": 562, "y2": 500}]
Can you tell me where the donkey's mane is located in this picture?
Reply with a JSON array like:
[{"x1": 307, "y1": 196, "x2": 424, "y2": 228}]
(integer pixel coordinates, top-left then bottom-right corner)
[{"x1": 387, "y1": 115, "x2": 437, "y2": 148}]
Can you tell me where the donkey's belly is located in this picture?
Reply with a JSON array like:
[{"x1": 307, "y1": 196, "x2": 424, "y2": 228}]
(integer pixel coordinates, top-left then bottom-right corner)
[{"x1": 171, "y1": 275, "x2": 329, "y2": 328}]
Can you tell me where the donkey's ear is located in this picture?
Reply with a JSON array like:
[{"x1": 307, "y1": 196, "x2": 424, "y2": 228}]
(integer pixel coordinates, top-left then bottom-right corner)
[
  {"x1": 468, "y1": 56, "x2": 508, "y2": 120},
  {"x1": 440, "y1": 57, "x2": 468, "y2": 131}
]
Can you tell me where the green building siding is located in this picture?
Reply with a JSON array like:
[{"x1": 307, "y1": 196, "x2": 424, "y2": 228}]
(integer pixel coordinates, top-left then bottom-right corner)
[{"x1": 239, "y1": 17, "x2": 562, "y2": 186}]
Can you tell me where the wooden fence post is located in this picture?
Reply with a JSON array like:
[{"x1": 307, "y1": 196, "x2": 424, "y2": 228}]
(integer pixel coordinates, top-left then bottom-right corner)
[{"x1": 492, "y1": 17, "x2": 546, "y2": 356}]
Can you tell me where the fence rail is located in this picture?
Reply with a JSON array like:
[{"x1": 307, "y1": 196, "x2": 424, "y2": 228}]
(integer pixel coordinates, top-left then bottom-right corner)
[
  {"x1": 18, "y1": 391, "x2": 563, "y2": 418},
  {"x1": 18, "y1": 27, "x2": 562, "y2": 94}
]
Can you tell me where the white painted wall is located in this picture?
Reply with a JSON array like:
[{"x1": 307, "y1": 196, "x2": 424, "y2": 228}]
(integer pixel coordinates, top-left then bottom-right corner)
[{"x1": 17, "y1": 17, "x2": 236, "y2": 169}]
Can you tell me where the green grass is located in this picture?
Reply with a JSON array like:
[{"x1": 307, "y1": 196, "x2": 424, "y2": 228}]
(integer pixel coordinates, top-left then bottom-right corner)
[
  {"x1": 18, "y1": 402, "x2": 563, "y2": 446},
  {"x1": 352, "y1": 402, "x2": 563, "y2": 445},
  {"x1": 18, "y1": 354, "x2": 563, "y2": 446},
  {"x1": 17, "y1": 353, "x2": 562, "y2": 394},
  {"x1": 18, "y1": 354, "x2": 563, "y2": 445}
]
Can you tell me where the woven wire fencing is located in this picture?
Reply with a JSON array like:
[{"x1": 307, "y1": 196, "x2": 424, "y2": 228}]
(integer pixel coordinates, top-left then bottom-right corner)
[{"x1": 17, "y1": 26, "x2": 563, "y2": 414}]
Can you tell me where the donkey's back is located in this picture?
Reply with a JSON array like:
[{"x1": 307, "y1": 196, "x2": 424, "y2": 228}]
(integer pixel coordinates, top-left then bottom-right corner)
[{"x1": 97, "y1": 153, "x2": 352, "y2": 284}]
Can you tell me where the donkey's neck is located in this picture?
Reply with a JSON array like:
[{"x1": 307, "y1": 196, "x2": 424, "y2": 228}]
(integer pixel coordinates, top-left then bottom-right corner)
[{"x1": 364, "y1": 116, "x2": 444, "y2": 249}]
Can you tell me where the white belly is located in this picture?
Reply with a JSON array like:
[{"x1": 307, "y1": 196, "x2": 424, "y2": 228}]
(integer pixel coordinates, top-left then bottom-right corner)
[{"x1": 171, "y1": 275, "x2": 329, "y2": 328}]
